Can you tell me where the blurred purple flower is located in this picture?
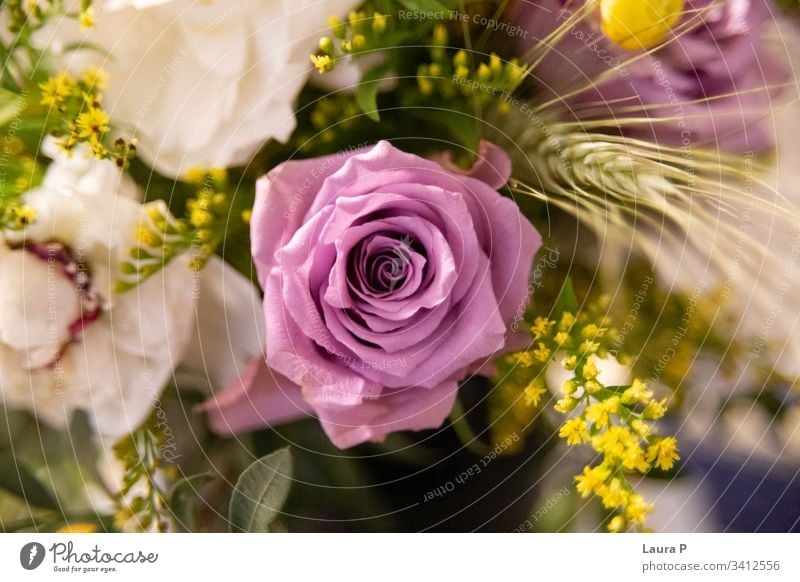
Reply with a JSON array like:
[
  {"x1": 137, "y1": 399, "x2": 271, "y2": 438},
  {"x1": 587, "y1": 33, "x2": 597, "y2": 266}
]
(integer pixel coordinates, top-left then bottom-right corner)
[{"x1": 512, "y1": 0, "x2": 788, "y2": 151}]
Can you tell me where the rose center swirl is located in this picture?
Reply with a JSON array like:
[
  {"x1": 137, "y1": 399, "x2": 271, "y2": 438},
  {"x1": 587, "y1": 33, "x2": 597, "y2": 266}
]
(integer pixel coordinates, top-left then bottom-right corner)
[{"x1": 348, "y1": 232, "x2": 424, "y2": 298}]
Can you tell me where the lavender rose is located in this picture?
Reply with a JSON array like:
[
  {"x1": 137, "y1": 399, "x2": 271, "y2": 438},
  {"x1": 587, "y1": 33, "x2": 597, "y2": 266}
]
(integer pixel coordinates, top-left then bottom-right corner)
[
  {"x1": 203, "y1": 141, "x2": 541, "y2": 448},
  {"x1": 514, "y1": 0, "x2": 788, "y2": 151}
]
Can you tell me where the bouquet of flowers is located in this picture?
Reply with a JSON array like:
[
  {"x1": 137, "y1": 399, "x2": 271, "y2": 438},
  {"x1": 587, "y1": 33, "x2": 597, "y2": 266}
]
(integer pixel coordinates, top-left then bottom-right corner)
[{"x1": 1, "y1": 0, "x2": 799, "y2": 533}]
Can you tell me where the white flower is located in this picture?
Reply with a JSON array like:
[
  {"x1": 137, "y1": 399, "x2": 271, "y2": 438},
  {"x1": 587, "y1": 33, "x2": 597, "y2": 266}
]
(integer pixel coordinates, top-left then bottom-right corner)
[
  {"x1": 0, "y1": 146, "x2": 195, "y2": 436},
  {"x1": 38, "y1": 0, "x2": 362, "y2": 178}
]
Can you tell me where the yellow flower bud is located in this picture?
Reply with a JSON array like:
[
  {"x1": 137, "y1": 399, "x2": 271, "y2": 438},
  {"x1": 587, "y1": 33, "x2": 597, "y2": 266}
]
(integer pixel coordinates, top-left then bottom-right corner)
[{"x1": 600, "y1": 0, "x2": 684, "y2": 51}]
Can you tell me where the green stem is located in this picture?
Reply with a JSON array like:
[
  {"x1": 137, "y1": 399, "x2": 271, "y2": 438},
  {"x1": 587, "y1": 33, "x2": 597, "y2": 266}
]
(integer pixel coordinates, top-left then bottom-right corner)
[{"x1": 449, "y1": 399, "x2": 490, "y2": 456}]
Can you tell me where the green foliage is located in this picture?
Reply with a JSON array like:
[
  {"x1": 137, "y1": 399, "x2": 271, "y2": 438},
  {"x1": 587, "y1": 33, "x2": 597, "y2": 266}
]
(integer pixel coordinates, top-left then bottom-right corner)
[
  {"x1": 112, "y1": 416, "x2": 176, "y2": 532},
  {"x1": 0, "y1": 453, "x2": 59, "y2": 510},
  {"x1": 228, "y1": 448, "x2": 293, "y2": 533},
  {"x1": 356, "y1": 64, "x2": 392, "y2": 122},
  {"x1": 168, "y1": 473, "x2": 212, "y2": 533}
]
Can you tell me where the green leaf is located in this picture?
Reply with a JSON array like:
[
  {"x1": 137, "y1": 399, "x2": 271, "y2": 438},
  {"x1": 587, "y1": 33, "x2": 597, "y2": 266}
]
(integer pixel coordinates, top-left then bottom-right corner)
[
  {"x1": 395, "y1": 0, "x2": 450, "y2": 12},
  {"x1": 356, "y1": 64, "x2": 391, "y2": 122},
  {"x1": 228, "y1": 448, "x2": 292, "y2": 533},
  {"x1": 554, "y1": 277, "x2": 578, "y2": 315},
  {"x1": 0, "y1": 87, "x2": 25, "y2": 127},
  {"x1": 0, "y1": 453, "x2": 59, "y2": 510},
  {"x1": 449, "y1": 398, "x2": 490, "y2": 456},
  {"x1": 67, "y1": 411, "x2": 111, "y2": 496},
  {"x1": 413, "y1": 109, "x2": 480, "y2": 151},
  {"x1": 168, "y1": 473, "x2": 212, "y2": 533}
]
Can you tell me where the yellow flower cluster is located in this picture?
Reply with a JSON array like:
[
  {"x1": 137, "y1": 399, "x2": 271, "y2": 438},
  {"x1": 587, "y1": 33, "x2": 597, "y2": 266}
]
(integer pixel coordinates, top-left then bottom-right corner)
[
  {"x1": 311, "y1": 9, "x2": 388, "y2": 74},
  {"x1": 38, "y1": 67, "x2": 135, "y2": 166},
  {"x1": 79, "y1": 1, "x2": 96, "y2": 32},
  {"x1": 116, "y1": 169, "x2": 238, "y2": 292},
  {"x1": 490, "y1": 291, "x2": 680, "y2": 531},
  {"x1": 308, "y1": 96, "x2": 362, "y2": 145},
  {"x1": 416, "y1": 29, "x2": 525, "y2": 115},
  {"x1": 1, "y1": 203, "x2": 38, "y2": 231}
]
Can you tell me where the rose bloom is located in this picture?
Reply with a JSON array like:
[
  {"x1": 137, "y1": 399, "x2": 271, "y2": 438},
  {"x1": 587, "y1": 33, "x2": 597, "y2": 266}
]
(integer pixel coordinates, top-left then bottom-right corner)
[
  {"x1": 513, "y1": 0, "x2": 788, "y2": 151},
  {"x1": 204, "y1": 141, "x2": 541, "y2": 448},
  {"x1": 0, "y1": 142, "x2": 195, "y2": 435},
  {"x1": 38, "y1": 0, "x2": 361, "y2": 178}
]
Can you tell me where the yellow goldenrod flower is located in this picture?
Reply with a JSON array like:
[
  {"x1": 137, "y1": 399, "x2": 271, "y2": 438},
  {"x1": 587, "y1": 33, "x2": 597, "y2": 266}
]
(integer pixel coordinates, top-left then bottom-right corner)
[
  {"x1": 432, "y1": 23, "x2": 448, "y2": 45},
  {"x1": 622, "y1": 442, "x2": 649, "y2": 472},
  {"x1": 524, "y1": 381, "x2": 547, "y2": 407},
  {"x1": 585, "y1": 396, "x2": 619, "y2": 428},
  {"x1": 310, "y1": 54, "x2": 334, "y2": 74},
  {"x1": 136, "y1": 224, "x2": 161, "y2": 247},
  {"x1": 558, "y1": 312, "x2": 575, "y2": 329},
  {"x1": 351, "y1": 34, "x2": 366, "y2": 50},
  {"x1": 559, "y1": 417, "x2": 590, "y2": 445},
  {"x1": 57, "y1": 523, "x2": 97, "y2": 533},
  {"x1": 592, "y1": 425, "x2": 631, "y2": 459},
  {"x1": 579, "y1": 339, "x2": 600, "y2": 355},
  {"x1": 582, "y1": 359, "x2": 599, "y2": 380},
  {"x1": 531, "y1": 316, "x2": 554, "y2": 338},
  {"x1": 241, "y1": 209, "x2": 252, "y2": 224},
  {"x1": 372, "y1": 12, "x2": 387, "y2": 33},
  {"x1": 79, "y1": 6, "x2": 95, "y2": 31},
  {"x1": 600, "y1": 0, "x2": 685, "y2": 51},
  {"x1": 630, "y1": 418, "x2": 651, "y2": 438},
  {"x1": 75, "y1": 108, "x2": 110, "y2": 139},
  {"x1": 575, "y1": 464, "x2": 610, "y2": 497},
  {"x1": 453, "y1": 50, "x2": 469, "y2": 68},
  {"x1": 553, "y1": 331, "x2": 569, "y2": 345},
  {"x1": 184, "y1": 167, "x2": 207, "y2": 184},
  {"x1": 489, "y1": 53, "x2": 503, "y2": 74},
  {"x1": 622, "y1": 378, "x2": 652, "y2": 405},
  {"x1": 532, "y1": 342, "x2": 551, "y2": 363},
  {"x1": 560, "y1": 379, "x2": 578, "y2": 397},
  {"x1": 39, "y1": 73, "x2": 76, "y2": 108},
  {"x1": 584, "y1": 380, "x2": 602, "y2": 395},
  {"x1": 82, "y1": 66, "x2": 108, "y2": 91},
  {"x1": 513, "y1": 351, "x2": 535, "y2": 368},
  {"x1": 209, "y1": 166, "x2": 228, "y2": 183},
  {"x1": 417, "y1": 77, "x2": 434, "y2": 95},
  {"x1": 189, "y1": 208, "x2": 214, "y2": 229},
  {"x1": 562, "y1": 354, "x2": 578, "y2": 370},
  {"x1": 646, "y1": 436, "x2": 680, "y2": 470},
  {"x1": 454, "y1": 65, "x2": 470, "y2": 79},
  {"x1": 554, "y1": 397, "x2": 578, "y2": 413},
  {"x1": 580, "y1": 323, "x2": 601, "y2": 339},
  {"x1": 598, "y1": 477, "x2": 628, "y2": 508},
  {"x1": 11, "y1": 205, "x2": 37, "y2": 228},
  {"x1": 607, "y1": 515, "x2": 626, "y2": 532},
  {"x1": 642, "y1": 398, "x2": 667, "y2": 420},
  {"x1": 625, "y1": 493, "x2": 653, "y2": 525},
  {"x1": 318, "y1": 37, "x2": 335, "y2": 55}
]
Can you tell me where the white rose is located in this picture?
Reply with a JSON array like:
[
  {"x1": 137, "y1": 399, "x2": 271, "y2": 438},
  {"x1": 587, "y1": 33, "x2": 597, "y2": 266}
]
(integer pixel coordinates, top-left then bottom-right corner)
[
  {"x1": 0, "y1": 145, "x2": 195, "y2": 436},
  {"x1": 38, "y1": 0, "x2": 362, "y2": 178}
]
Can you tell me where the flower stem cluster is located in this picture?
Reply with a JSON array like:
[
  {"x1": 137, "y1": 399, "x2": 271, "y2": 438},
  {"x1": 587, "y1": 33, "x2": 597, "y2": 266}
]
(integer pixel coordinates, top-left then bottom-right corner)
[
  {"x1": 38, "y1": 67, "x2": 136, "y2": 166},
  {"x1": 311, "y1": 9, "x2": 389, "y2": 73},
  {"x1": 113, "y1": 416, "x2": 176, "y2": 532},
  {"x1": 308, "y1": 95, "x2": 363, "y2": 145},
  {"x1": 116, "y1": 169, "x2": 235, "y2": 292},
  {"x1": 417, "y1": 28, "x2": 526, "y2": 114},
  {"x1": 491, "y1": 294, "x2": 679, "y2": 531}
]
